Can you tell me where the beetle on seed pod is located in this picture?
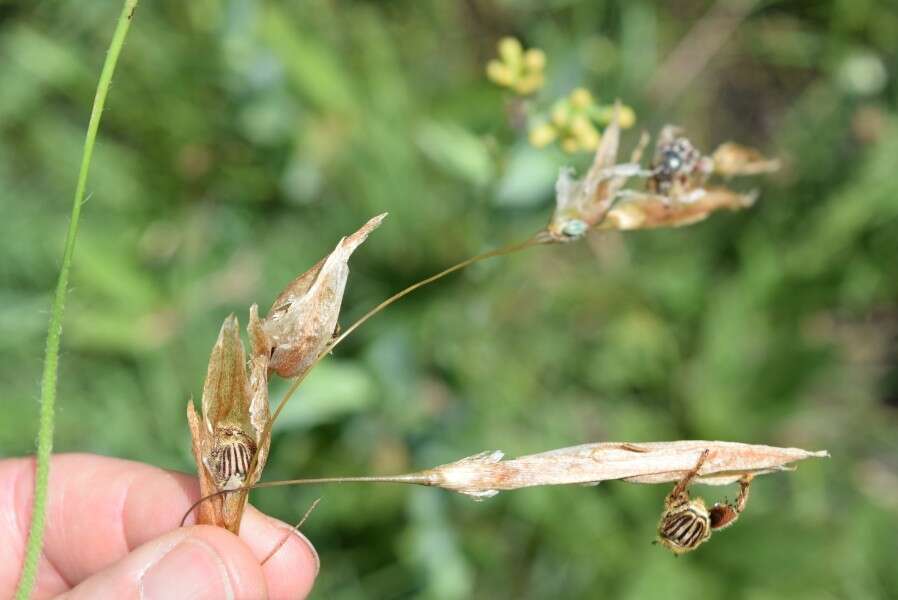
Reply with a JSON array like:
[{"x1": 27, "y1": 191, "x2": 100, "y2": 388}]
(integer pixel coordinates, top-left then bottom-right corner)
[
  {"x1": 186, "y1": 214, "x2": 386, "y2": 534},
  {"x1": 598, "y1": 125, "x2": 780, "y2": 231},
  {"x1": 543, "y1": 106, "x2": 780, "y2": 240},
  {"x1": 186, "y1": 312, "x2": 270, "y2": 533}
]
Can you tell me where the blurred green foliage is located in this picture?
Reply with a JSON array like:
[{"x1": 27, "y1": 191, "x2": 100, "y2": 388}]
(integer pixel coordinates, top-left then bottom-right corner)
[{"x1": 2, "y1": 1, "x2": 898, "y2": 598}]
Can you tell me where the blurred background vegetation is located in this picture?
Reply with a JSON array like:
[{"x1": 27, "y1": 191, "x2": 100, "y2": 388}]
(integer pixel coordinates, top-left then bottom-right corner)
[{"x1": 2, "y1": 0, "x2": 898, "y2": 597}]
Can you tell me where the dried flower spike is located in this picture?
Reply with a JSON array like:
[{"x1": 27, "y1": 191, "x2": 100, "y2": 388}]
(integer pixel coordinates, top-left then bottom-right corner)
[
  {"x1": 544, "y1": 114, "x2": 778, "y2": 239},
  {"x1": 418, "y1": 440, "x2": 826, "y2": 499},
  {"x1": 261, "y1": 213, "x2": 386, "y2": 380},
  {"x1": 187, "y1": 312, "x2": 270, "y2": 533},
  {"x1": 184, "y1": 440, "x2": 827, "y2": 551},
  {"x1": 596, "y1": 124, "x2": 776, "y2": 232}
]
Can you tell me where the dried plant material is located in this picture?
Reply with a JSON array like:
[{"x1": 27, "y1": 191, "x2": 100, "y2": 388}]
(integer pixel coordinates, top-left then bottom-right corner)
[
  {"x1": 417, "y1": 441, "x2": 826, "y2": 499},
  {"x1": 543, "y1": 119, "x2": 778, "y2": 239},
  {"x1": 187, "y1": 313, "x2": 270, "y2": 533},
  {"x1": 598, "y1": 187, "x2": 757, "y2": 230},
  {"x1": 711, "y1": 142, "x2": 781, "y2": 177},
  {"x1": 262, "y1": 213, "x2": 387, "y2": 379},
  {"x1": 184, "y1": 440, "x2": 827, "y2": 553},
  {"x1": 545, "y1": 103, "x2": 650, "y2": 242}
]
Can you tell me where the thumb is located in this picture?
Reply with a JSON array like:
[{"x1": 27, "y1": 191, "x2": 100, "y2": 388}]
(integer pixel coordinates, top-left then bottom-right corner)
[{"x1": 59, "y1": 525, "x2": 268, "y2": 600}]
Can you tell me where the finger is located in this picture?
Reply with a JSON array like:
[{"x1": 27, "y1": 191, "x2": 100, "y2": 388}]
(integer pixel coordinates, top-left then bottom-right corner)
[
  {"x1": 240, "y1": 506, "x2": 319, "y2": 599},
  {"x1": 2, "y1": 454, "x2": 317, "y2": 599},
  {"x1": 59, "y1": 525, "x2": 266, "y2": 600}
]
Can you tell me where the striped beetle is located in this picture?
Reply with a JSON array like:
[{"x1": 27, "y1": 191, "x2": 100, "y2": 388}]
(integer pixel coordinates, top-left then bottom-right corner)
[
  {"x1": 656, "y1": 449, "x2": 753, "y2": 554},
  {"x1": 206, "y1": 426, "x2": 257, "y2": 491}
]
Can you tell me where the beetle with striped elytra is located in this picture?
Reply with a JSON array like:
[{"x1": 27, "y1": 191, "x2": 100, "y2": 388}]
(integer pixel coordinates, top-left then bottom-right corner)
[{"x1": 656, "y1": 449, "x2": 753, "y2": 554}]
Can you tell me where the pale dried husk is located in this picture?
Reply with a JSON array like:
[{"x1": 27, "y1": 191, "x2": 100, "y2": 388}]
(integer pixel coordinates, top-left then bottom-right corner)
[
  {"x1": 261, "y1": 214, "x2": 387, "y2": 379},
  {"x1": 420, "y1": 441, "x2": 828, "y2": 499}
]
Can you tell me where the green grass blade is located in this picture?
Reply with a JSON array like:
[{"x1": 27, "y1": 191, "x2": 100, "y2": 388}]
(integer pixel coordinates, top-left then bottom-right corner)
[{"x1": 15, "y1": 1, "x2": 140, "y2": 597}]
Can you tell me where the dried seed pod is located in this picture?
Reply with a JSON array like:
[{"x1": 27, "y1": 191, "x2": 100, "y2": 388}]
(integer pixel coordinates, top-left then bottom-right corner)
[
  {"x1": 599, "y1": 187, "x2": 757, "y2": 230},
  {"x1": 262, "y1": 214, "x2": 387, "y2": 379},
  {"x1": 543, "y1": 116, "x2": 778, "y2": 239},
  {"x1": 711, "y1": 142, "x2": 781, "y2": 177},
  {"x1": 187, "y1": 313, "x2": 270, "y2": 533},
  {"x1": 420, "y1": 441, "x2": 826, "y2": 498},
  {"x1": 186, "y1": 440, "x2": 825, "y2": 546}
]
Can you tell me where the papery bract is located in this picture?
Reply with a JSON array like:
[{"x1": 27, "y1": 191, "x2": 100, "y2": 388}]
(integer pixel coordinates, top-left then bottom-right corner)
[
  {"x1": 187, "y1": 313, "x2": 269, "y2": 533},
  {"x1": 262, "y1": 214, "x2": 387, "y2": 379},
  {"x1": 546, "y1": 103, "x2": 649, "y2": 241},
  {"x1": 420, "y1": 441, "x2": 827, "y2": 499}
]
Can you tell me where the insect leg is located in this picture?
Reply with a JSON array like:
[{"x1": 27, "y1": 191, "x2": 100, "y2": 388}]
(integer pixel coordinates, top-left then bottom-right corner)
[
  {"x1": 667, "y1": 448, "x2": 710, "y2": 505},
  {"x1": 734, "y1": 475, "x2": 753, "y2": 513}
]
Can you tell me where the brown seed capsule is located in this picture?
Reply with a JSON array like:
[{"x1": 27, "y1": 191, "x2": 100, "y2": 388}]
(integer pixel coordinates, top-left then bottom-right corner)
[
  {"x1": 261, "y1": 214, "x2": 386, "y2": 379},
  {"x1": 187, "y1": 313, "x2": 270, "y2": 533},
  {"x1": 587, "y1": 121, "x2": 778, "y2": 232},
  {"x1": 711, "y1": 142, "x2": 780, "y2": 177}
]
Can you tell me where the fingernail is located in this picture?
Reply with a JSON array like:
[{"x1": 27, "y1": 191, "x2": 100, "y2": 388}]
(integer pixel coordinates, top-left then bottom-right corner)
[
  {"x1": 294, "y1": 530, "x2": 320, "y2": 576},
  {"x1": 141, "y1": 538, "x2": 234, "y2": 600}
]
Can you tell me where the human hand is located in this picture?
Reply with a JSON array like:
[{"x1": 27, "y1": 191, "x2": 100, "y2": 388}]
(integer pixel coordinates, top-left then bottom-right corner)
[{"x1": 1, "y1": 454, "x2": 318, "y2": 599}]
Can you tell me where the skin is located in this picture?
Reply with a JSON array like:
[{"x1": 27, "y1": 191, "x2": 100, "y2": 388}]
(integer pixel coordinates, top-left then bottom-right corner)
[{"x1": 0, "y1": 454, "x2": 318, "y2": 599}]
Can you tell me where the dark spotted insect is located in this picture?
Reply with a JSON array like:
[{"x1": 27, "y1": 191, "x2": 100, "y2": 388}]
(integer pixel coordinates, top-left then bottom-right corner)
[
  {"x1": 656, "y1": 449, "x2": 753, "y2": 555},
  {"x1": 649, "y1": 133, "x2": 703, "y2": 194},
  {"x1": 206, "y1": 426, "x2": 257, "y2": 491}
]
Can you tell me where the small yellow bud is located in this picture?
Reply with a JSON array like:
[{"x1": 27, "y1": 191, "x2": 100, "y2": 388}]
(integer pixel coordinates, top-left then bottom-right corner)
[
  {"x1": 498, "y1": 37, "x2": 523, "y2": 66},
  {"x1": 618, "y1": 105, "x2": 637, "y2": 129},
  {"x1": 561, "y1": 137, "x2": 580, "y2": 154},
  {"x1": 528, "y1": 123, "x2": 557, "y2": 148},
  {"x1": 551, "y1": 103, "x2": 570, "y2": 127},
  {"x1": 569, "y1": 87, "x2": 594, "y2": 109},
  {"x1": 523, "y1": 48, "x2": 546, "y2": 72},
  {"x1": 486, "y1": 60, "x2": 515, "y2": 87},
  {"x1": 578, "y1": 126, "x2": 600, "y2": 150},
  {"x1": 514, "y1": 74, "x2": 544, "y2": 95},
  {"x1": 569, "y1": 115, "x2": 592, "y2": 138}
]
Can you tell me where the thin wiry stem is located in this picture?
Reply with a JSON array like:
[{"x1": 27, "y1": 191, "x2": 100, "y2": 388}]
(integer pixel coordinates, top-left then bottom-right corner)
[
  {"x1": 181, "y1": 473, "x2": 433, "y2": 527},
  {"x1": 235, "y1": 235, "x2": 545, "y2": 517},
  {"x1": 16, "y1": 2, "x2": 139, "y2": 598},
  {"x1": 269, "y1": 234, "x2": 544, "y2": 428}
]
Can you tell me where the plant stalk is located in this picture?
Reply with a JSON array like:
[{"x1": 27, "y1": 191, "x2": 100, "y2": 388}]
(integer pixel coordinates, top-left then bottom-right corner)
[
  {"x1": 269, "y1": 234, "x2": 544, "y2": 427},
  {"x1": 15, "y1": 1, "x2": 139, "y2": 597}
]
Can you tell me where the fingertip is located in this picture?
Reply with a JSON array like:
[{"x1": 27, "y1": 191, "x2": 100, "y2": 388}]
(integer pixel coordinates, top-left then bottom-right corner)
[
  {"x1": 157, "y1": 525, "x2": 269, "y2": 600},
  {"x1": 65, "y1": 525, "x2": 268, "y2": 600},
  {"x1": 240, "y1": 508, "x2": 318, "y2": 599}
]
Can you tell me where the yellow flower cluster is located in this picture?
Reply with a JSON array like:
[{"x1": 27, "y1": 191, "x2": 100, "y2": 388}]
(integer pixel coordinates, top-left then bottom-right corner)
[
  {"x1": 529, "y1": 88, "x2": 636, "y2": 154},
  {"x1": 486, "y1": 37, "x2": 546, "y2": 96}
]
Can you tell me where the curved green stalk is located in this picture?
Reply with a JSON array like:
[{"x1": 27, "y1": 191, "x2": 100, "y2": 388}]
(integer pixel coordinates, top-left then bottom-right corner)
[{"x1": 15, "y1": 1, "x2": 139, "y2": 597}]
